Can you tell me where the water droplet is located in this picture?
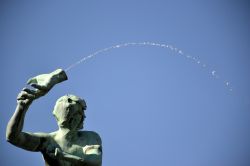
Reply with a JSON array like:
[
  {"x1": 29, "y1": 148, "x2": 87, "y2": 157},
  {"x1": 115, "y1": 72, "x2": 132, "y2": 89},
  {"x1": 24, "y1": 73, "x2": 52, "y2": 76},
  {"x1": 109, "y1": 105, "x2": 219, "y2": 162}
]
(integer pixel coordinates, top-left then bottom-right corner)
[{"x1": 178, "y1": 50, "x2": 183, "y2": 54}]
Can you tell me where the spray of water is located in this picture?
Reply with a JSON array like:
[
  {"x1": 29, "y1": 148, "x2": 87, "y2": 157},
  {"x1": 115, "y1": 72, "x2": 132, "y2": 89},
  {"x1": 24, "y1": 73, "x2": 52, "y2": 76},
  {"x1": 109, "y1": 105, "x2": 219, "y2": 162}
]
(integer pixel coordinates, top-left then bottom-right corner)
[{"x1": 64, "y1": 42, "x2": 233, "y2": 92}]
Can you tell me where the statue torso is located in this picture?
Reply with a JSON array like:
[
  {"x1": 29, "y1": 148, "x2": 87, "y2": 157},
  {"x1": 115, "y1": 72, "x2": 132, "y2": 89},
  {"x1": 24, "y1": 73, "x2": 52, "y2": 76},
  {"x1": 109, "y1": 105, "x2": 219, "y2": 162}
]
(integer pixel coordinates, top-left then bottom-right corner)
[{"x1": 40, "y1": 130, "x2": 100, "y2": 166}]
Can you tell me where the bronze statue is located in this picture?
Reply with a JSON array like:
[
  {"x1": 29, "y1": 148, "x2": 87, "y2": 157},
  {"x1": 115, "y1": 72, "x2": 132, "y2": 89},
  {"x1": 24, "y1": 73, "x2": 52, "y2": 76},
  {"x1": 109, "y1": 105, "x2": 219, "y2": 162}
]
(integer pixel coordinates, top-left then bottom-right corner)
[{"x1": 6, "y1": 69, "x2": 102, "y2": 166}]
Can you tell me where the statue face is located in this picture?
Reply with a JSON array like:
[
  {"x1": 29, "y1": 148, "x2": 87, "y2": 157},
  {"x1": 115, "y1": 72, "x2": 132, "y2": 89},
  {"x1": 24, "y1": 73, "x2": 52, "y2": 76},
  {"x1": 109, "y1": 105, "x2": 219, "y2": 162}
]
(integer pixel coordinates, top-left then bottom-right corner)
[{"x1": 53, "y1": 95, "x2": 86, "y2": 130}]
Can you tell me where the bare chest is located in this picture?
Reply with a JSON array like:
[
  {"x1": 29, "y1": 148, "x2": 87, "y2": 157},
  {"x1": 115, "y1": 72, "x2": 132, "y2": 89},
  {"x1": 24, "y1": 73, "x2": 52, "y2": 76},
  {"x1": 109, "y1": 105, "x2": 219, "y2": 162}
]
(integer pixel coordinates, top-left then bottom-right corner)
[
  {"x1": 42, "y1": 131, "x2": 101, "y2": 166},
  {"x1": 54, "y1": 136, "x2": 89, "y2": 158}
]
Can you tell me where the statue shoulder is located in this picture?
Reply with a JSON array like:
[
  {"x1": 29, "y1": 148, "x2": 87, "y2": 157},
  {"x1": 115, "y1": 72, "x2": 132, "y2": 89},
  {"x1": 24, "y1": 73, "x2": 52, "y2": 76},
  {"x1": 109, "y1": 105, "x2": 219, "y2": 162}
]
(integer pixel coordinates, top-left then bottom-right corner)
[{"x1": 79, "y1": 130, "x2": 102, "y2": 144}]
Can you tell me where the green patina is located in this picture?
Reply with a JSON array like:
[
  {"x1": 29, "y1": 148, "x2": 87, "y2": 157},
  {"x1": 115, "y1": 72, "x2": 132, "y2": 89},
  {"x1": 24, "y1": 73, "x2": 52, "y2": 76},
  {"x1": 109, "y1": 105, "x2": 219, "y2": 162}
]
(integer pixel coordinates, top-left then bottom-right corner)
[{"x1": 6, "y1": 69, "x2": 102, "y2": 166}]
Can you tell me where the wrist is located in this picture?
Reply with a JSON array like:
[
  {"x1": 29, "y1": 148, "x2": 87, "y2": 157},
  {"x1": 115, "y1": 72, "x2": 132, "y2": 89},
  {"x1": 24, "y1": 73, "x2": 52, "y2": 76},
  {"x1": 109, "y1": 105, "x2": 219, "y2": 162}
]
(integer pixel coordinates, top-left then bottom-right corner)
[{"x1": 17, "y1": 100, "x2": 32, "y2": 110}]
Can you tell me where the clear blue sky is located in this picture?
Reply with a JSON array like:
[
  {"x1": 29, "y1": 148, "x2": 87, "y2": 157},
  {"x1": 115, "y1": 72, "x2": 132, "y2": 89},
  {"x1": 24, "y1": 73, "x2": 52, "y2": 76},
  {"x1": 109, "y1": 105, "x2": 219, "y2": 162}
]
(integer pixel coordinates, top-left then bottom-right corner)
[{"x1": 1, "y1": 0, "x2": 250, "y2": 165}]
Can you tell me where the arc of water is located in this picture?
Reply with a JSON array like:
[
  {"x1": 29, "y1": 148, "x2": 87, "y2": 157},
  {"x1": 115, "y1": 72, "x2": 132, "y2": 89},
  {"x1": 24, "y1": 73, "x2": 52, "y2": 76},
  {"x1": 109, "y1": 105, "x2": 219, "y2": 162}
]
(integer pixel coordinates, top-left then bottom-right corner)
[{"x1": 64, "y1": 41, "x2": 233, "y2": 92}]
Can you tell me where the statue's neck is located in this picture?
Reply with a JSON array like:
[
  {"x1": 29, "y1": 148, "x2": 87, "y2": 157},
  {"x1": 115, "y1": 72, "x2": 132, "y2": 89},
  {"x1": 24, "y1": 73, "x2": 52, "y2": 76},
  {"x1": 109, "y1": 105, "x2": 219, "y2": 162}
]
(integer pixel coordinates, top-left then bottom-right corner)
[{"x1": 57, "y1": 128, "x2": 78, "y2": 141}]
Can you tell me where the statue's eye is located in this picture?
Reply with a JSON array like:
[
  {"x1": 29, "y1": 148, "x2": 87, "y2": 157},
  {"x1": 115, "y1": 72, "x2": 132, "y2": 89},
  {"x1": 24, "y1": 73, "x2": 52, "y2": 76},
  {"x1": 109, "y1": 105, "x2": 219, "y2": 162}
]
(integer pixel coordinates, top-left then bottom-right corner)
[{"x1": 68, "y1": 98, "x2": 72, "y2": 103}]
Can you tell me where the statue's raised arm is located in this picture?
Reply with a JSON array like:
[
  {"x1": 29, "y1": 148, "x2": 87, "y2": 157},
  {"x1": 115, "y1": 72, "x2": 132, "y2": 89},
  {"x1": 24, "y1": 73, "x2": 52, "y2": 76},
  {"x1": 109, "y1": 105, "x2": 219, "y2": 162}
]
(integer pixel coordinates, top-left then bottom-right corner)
[{"x1": 6, "y1": 69, "x2": 68, "y2": 151}]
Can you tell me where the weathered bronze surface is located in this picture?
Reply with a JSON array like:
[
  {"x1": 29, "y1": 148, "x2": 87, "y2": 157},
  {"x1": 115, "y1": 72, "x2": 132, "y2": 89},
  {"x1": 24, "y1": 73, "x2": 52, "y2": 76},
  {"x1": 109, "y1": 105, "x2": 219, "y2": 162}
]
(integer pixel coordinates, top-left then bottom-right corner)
[{"x1": 6, "y1": 69, "x2": 102, "y2": 166}]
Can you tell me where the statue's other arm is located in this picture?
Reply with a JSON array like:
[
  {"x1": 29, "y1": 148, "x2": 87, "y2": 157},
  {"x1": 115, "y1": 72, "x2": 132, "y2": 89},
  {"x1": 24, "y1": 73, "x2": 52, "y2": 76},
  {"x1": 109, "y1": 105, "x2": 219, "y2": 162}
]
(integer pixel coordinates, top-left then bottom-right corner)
[
  {"x1": 6, "y1": 88, "x2": 44, "y2": 151},
  {"x1": 82, "y1": 133, "x2": 102, "y2": 166}
]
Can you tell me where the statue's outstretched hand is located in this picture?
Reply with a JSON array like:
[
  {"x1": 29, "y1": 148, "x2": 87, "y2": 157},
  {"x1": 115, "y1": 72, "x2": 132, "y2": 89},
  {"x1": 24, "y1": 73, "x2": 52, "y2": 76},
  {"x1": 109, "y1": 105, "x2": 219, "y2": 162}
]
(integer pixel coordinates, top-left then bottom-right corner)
[{"x1": 27, "y1": 69, "x2": 68, "y2": 99}]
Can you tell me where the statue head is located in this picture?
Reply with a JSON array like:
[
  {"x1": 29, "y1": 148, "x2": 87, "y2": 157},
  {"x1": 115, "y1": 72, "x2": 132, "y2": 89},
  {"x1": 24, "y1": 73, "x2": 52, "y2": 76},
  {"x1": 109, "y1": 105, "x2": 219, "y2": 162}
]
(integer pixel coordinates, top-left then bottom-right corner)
[{"x1": 53, "y1": 95, "x2": 87, "y2": 130}]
